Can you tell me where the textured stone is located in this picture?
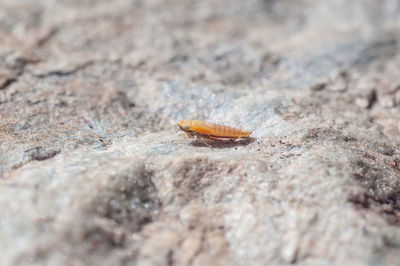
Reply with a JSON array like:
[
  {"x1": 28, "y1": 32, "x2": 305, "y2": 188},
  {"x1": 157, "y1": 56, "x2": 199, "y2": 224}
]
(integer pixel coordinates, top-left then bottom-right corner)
[{"x1": 1, "y1": 0, "x2": 400, "y2": 266}]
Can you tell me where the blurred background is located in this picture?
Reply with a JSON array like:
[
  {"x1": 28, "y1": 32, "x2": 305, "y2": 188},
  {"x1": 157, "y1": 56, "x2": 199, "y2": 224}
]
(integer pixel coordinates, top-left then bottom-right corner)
[{"x1": 1, "y1": 1, "x2": 400, "y2": 266}]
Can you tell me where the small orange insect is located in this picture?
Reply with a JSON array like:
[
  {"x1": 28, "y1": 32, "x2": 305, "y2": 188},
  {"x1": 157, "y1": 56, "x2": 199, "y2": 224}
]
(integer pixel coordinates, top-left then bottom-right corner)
[{"x1": 177, "y1": 119, "x2": 252, "y2": 141}]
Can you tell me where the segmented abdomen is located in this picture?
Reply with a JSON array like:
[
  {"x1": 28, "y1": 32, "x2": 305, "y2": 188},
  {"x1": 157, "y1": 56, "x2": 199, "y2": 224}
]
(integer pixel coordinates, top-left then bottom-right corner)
[
  {"x1": 209, "y1": 123, "x2": 240, "y2": 137},
  {"x1": 193, "y1": 120, "x2": 251, "y2": 138}
]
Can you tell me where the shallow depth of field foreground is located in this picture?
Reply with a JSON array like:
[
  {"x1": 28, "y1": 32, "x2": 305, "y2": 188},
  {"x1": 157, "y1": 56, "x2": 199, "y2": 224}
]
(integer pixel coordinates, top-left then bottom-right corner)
[{"x1": 1, "y1": 1, "x2": 400, "y2": 265}]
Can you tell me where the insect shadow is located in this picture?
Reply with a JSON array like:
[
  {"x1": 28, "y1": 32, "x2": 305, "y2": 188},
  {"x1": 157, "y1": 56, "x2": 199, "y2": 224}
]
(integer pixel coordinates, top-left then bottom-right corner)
[{"x1": 190, "y1": 137, "x2": 255, "y2": 149}]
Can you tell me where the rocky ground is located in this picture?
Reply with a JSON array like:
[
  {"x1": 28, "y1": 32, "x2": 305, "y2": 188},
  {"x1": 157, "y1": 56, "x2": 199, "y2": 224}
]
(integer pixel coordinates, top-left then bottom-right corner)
[{"x1": 1, "y1": 0, "x2": 400, "y2": 265}]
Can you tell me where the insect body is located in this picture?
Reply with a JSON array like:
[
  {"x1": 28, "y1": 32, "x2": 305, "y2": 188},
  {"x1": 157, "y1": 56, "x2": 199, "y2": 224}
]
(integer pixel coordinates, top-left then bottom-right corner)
[{"x1": 177, "y1": 119, "x2": 252, "y2": 140}]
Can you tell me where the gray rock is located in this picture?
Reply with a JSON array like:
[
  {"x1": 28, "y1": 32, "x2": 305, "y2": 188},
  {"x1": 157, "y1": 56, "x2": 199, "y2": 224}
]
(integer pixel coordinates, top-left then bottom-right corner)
[{"x1": 1, "y1": 0, "x2": 400, "y2": 265}]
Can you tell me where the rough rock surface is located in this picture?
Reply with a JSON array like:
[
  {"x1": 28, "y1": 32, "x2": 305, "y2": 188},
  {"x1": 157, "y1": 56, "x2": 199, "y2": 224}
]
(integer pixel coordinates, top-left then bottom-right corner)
[{"x1": 1, "y1": 0, "x2": 400, "y2": 265}]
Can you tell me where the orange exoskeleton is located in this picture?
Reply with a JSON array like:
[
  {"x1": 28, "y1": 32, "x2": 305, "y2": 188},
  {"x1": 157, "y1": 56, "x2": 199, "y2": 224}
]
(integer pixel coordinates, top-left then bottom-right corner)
[{"x1": 177, "y1": 119, "x2": 252, "y2": 141}]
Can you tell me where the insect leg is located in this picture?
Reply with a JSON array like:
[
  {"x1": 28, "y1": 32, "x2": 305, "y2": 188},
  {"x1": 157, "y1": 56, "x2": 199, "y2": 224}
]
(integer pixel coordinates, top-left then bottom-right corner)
[
  {"x1": 207, "y1": 135, "x2": 225, "y2": 140},
  {"x1": 185, "y1": 132, "x2": 195, "y2": 139},
  {"x1": 193, "y1": 133, "x2": 213, "y2": 147},
  {"x1": 200, "y1": 140, "x2": 212, "y2": 147},
  {"x1": 207, "y1": 135, "x2": 236, "y2": 141}
]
